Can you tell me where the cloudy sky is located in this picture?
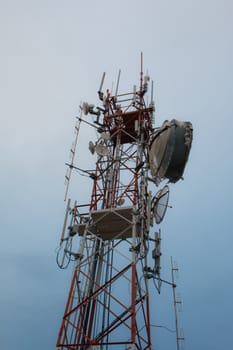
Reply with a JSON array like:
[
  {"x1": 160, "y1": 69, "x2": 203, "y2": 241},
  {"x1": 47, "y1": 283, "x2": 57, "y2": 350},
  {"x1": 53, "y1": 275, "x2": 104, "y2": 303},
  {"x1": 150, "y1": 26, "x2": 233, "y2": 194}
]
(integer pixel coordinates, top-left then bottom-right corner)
[{"x1": 1, "y1": 0, "x2": 233, "y2": 349}]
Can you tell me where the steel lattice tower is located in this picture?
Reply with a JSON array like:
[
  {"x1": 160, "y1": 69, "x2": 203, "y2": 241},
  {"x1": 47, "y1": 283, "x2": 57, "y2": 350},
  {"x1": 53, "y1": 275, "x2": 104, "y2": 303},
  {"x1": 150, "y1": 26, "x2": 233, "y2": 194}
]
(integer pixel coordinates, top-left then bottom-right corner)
[{"x1": 56, "y1": 56, "x2": 193, "y2": 350}]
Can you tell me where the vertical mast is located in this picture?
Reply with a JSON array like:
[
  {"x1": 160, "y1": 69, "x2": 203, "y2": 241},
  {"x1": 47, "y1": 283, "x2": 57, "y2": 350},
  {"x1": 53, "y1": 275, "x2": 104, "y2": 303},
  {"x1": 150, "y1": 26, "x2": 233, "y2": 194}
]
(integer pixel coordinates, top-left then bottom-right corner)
[
  {"x1": 171, "y1": 257, "x2": 185, "y2": 350},
  {"x1": 56, "y1": 57, "x2": 193, "y2": 350},
  {"x1": 56, "y1": 61, "x2": 154, "y2": 349}
]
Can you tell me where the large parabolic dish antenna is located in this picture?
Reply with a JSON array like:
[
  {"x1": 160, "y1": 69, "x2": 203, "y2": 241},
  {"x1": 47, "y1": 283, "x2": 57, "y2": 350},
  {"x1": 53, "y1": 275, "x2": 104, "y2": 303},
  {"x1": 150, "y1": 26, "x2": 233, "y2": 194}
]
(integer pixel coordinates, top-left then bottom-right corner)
[{"x1": 149, "y1": 119, "x2": 193, "y2": 184}]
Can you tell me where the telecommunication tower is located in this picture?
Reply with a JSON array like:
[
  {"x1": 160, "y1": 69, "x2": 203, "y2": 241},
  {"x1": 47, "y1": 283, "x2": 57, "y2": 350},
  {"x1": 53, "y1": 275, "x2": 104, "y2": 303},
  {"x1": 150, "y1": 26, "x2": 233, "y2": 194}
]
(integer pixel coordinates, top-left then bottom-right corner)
[{"x1": 56, "y1": 55, "x2": 193, "y2": 349}]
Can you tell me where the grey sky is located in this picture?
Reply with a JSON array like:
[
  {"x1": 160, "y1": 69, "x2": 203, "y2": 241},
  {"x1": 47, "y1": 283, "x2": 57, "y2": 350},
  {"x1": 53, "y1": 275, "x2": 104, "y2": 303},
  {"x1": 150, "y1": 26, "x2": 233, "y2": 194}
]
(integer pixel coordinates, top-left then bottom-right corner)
[{"x1": 1, "y1": 0, "x2": 233, "y2": 349}]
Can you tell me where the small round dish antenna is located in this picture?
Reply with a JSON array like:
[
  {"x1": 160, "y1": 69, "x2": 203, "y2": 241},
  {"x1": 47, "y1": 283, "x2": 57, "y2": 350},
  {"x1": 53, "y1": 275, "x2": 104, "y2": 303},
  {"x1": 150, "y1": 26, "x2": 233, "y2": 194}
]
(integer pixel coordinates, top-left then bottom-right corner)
[
  {"x1": 82, "y1": 102, "x2": 95, "y2": 115},
  {"x1": 88, "y1": 141, "x2": 95, "y2": 154},
  {"x1": 101, "y1": 131, "x2": 110, "y2": 141},
  {"x1": 153, "y1": 185, "x2": 169, "y2": 224},
  {"x1": 95, "y1": 144, "x2": 110, "y2": 157}
]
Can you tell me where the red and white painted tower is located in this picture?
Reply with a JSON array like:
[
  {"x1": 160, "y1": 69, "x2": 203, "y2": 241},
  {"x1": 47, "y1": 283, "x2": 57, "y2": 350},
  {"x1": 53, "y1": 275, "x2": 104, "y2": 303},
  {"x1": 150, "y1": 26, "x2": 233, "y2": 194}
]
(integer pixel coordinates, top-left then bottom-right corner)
[{"x1": 56, "y1": 55, "x2": 192, "y2": 350}]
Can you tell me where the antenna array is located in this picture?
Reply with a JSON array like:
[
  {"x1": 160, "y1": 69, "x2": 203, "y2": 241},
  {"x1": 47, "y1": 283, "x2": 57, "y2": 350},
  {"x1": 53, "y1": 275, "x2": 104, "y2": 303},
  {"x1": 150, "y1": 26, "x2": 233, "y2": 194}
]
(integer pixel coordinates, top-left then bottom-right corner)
[{"x1": 56, "y1": 56, "x2": 193, "y2": 350}]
